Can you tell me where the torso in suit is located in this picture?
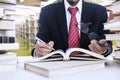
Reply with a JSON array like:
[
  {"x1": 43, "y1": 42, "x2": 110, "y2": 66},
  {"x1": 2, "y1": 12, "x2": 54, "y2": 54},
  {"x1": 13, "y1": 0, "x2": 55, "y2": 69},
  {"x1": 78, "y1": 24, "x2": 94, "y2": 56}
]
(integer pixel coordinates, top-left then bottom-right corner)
[{"x1": 32, "y1": 0, "x2": 110, "y2": 56}]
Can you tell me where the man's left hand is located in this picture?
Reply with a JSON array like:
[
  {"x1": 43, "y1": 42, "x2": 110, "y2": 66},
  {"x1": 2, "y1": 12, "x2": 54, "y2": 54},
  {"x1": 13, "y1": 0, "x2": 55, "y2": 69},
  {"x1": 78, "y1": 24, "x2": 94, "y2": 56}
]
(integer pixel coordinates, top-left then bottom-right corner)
[{"x1": 88, "y1": 39, "x2": 108, "y2": 54}]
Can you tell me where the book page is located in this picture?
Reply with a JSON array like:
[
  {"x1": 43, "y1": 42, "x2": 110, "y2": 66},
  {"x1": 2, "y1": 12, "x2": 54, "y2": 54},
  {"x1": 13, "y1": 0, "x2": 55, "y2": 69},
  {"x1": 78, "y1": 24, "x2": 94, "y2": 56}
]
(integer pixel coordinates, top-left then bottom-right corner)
[
  {"x1": 27, "y1": 50, "x2": 65, "y2": 62},
  {"x1": 70, "y1": 56, "x2": 102, "y2": 61},
  {"x1": 65, "y1": 48, "x2": 106, "y2": 60}
]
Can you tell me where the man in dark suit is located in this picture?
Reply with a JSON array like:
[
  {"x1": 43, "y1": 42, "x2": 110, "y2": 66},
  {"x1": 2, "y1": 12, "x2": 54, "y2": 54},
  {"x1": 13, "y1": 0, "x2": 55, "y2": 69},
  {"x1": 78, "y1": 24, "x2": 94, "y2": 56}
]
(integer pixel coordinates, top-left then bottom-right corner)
[{"x1": 32, "y1": 0, "x2": 112, "y2": 57}]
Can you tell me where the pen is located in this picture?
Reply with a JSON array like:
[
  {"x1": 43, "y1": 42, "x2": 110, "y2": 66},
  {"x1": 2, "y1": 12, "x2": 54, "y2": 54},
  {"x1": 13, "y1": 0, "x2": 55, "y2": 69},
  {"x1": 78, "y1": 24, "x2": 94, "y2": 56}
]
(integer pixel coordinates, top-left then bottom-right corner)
[{"x1": 35, "y1": 37, "x2": 55, "y2": 50}]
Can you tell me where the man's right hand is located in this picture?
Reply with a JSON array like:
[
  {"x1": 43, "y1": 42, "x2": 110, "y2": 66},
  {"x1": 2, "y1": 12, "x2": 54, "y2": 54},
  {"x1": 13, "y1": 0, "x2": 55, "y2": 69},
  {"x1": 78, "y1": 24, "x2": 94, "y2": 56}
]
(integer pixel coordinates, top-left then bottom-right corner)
[{"x1": 34, "y1": 41, "x2": 54, "y2": 57}]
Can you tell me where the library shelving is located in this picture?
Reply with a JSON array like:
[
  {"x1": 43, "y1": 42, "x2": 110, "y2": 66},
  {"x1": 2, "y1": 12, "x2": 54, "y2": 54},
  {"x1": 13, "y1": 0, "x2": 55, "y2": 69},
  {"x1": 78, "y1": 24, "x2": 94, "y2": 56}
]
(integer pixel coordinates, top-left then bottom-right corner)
[
  {"x1": 0, "y1": 1, "x2": 19, "y2": 51},
  {"x1": 16, "y1": 14, "x2": 39, "y2": 52},
  {"x1": 0, "y1": 0, "x2": 18, "y2": 71},
  {"x1": 104, "y1": 1, "x2": 120, "y2": 60}
]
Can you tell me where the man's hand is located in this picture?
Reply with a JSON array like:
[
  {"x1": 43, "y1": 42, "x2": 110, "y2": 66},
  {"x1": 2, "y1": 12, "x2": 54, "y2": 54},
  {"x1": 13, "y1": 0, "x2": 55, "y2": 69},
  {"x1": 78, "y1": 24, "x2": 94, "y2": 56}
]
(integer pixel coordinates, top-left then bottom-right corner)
[
  {"x1": 89, "y1": 39, "x2": 108, "y2": 54},
  {"x1": 34, "y1": 41, "x2": 54, "y2": 57}
]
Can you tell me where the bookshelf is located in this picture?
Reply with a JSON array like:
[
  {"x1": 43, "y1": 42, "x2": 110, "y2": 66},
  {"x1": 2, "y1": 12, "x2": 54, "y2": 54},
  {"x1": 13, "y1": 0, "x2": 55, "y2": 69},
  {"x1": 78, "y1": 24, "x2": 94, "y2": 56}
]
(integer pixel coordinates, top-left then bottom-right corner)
[
  {"x1": 112, "y1": 1, "x2": 120, "y2": 60},
  {"x1": 0, "y1": 1, "x2": 19, "y2": 51},
  {"x1": 0, "y1": 7, "x2": 4, "y2": 18},
  {"x1": 28, "y1": 15, "x2": 38, "y2": 51},
  {"x1": 104, "y1": 1, "x2": 120, "y2": 60},
  {"x1": 26, "y1": 15, "x2": 38, "y2": 51},
  {"x1": 0, "y1": 0, "x2": 18, "y2": 72},
  {"x1": 16, "y1": 14, "x2": 38, "y2": 52}
]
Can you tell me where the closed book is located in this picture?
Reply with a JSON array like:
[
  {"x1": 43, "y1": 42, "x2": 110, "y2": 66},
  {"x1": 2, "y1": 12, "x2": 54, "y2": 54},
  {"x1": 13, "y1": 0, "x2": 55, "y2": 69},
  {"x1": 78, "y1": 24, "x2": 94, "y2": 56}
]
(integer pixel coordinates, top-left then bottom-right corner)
[
  {"x1": 0, "y1": 43, "x2": 19, "y2": 50},
  {"x1": 0, "y1": 2, "x2": 15, "y2": 10},
  {"x1": 0, "y1": 64, "x2": 16, "y2": 72},
  {"x1": 105, "y1": 34, "x2": 120, "y2": 40},
  {"x1": 0, "y1": 19, "x2": 15, "y2": 30},
  {"x1": 0, "y1": 7, "x2": 4, "y2": 18},
  {"x1": 0, "y1": 36, "x2": 2, "y2": 43},
  {"x1": 0, "y1": 58, "x2": 17, "y2": 64},
  {"x1": 114, "y1": 59, "x2": 120, "y2": 64},
  {"x1": 2, "y1": 36, "x2": 8, "y2": 43},
  {"x1": 0, "y1": 52, "x2": 16, "y2": 61},
  {"x1": 0, "y1": 0, "x2": 16, "y2": 4},
  {"x1": 0, "y1": 36, "x2": 15, "y2": 43},
  {"x1": 112, "y1": 1, "x2": 120, "y2": 14},
  {"x1": 0, "y1": 31, "x2": 15, "y2": 37},
  {"x1": 9, "y1": 37, "x2": 15, "y2": 43},
  {"x1": 104, "y1": 21, "x2": 120, "y2": 30},
  {"x1": 0, "y1": 52, "x2": 17, "y2": 72},
  {"x1": 24, "y1": 60, "x2": 105, "y2": 77},
  {"x1": 114, "y1": 48, "x2": 120, "y2": 59},
  {"x1": 4, "y1": 8, "x2": 15, "y2": 16}
]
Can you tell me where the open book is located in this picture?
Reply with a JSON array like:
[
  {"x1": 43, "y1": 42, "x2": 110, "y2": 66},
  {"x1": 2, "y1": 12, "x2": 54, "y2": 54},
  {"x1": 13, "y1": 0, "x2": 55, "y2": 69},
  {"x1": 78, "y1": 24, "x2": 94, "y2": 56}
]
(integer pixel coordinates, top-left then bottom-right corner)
[{"x1": 27, "y1": 48, "x2": 107, "y2": 62}]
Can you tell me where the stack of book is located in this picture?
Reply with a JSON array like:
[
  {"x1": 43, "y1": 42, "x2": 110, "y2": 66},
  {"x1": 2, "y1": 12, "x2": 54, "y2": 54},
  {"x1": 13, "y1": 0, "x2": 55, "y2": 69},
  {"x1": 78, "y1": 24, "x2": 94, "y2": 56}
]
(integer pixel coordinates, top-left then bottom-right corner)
[
  {"x1": 0, "y1": 0, "x2": 18, "y2": 72},
  {"x1": 0, "y1": 7, "x2": 4, "y2": 18},
  {"x1": 113, "y1": 41, "x2": 120, "y2": 63},
  {"x1": 24, "y1": 48, "x2": 107, "y2": 77},
  {"x1": 104, "y1": 1, "x2": 120, "y2": 63},
  {"x1": 0, "y1": 52, "x2": 17, "y2": 72},
  {"x1": 104, "y1": 20, "x2": 120, "y2": 40},
  {"x1": 0, "y1": 1, "x2": 19, "y2": 51}
]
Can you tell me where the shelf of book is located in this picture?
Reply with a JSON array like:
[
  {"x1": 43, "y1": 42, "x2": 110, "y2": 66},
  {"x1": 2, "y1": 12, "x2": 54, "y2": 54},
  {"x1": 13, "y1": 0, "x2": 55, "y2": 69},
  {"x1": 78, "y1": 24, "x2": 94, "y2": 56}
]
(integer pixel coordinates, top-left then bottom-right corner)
[
  {"x1": 104, "y1": 1, "x2": 120, "y2": 61},
  {"x1": 0, "y1": 7, "x2": 4, "y2": 18},
  {"x1": 0, "y1": 2, "x2": 19, "y2": 51},
  {"x1": 27, "y1": 15, "x2": 38, "y2": 51},
  {"x1": 16, "y1": 14, "x2": 38, "y2": 52},
  {"x1": 0, "y1": 0, "x2": 17, "y2": 70},
  {"x1": 0, "y1": 52, "x2": 17, "y2": 72}
]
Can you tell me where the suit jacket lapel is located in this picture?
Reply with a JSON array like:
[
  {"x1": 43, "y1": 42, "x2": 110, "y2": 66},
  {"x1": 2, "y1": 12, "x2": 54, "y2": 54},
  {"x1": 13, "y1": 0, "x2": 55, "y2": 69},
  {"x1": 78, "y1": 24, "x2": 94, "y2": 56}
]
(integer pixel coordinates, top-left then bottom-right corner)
[{"x1": 56, "y1": 1, "x2": 68, "y2": 48}]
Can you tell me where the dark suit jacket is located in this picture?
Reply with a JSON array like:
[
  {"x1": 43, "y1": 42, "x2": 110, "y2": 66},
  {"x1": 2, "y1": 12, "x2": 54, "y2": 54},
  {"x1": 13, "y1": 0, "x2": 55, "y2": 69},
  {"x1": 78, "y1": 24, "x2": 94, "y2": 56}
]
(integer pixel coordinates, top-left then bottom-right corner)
[{"x1": 32, "y1": 0, "x2": 112, "y2": 56}]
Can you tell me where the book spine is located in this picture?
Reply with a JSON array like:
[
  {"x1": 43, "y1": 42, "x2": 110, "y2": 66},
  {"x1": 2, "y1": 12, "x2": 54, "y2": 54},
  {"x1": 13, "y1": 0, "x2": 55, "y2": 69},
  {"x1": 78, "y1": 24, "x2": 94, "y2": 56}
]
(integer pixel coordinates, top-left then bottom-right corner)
[
  {"x1": 0, "y1": 19, "x2": 15, "y2": 30},
  {"x1": 0, "y1": 43, "x2": 19, "y2": 50},
  {"x1": 0, "y1": 36, "x2": 15, "y2": 43},
  {"x1": 0, "y1": 7, "x2": 4, "y2": 19},
  {"x1": 2, "y1": 36, "x2": 8, "y2": 43}
]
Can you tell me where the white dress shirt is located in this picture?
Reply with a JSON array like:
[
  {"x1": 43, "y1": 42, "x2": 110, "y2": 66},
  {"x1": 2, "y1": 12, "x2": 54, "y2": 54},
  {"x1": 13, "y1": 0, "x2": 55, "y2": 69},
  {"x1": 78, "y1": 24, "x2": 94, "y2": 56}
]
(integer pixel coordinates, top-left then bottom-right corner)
[{"x1": 64, "y1": 0, "x2": 82, "y2": 32}]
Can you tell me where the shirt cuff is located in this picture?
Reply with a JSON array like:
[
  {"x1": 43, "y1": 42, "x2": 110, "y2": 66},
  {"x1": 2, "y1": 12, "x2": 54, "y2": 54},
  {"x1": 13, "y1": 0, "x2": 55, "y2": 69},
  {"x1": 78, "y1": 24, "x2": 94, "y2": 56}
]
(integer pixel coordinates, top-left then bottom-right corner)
[{"x1": 102, "y1": 45, "x2": 112, "y2": 57}]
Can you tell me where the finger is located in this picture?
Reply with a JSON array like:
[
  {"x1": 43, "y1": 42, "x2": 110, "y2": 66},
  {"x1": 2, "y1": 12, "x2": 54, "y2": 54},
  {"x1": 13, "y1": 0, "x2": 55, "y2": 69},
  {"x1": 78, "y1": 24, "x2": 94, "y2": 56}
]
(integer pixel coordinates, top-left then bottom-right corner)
[
  {"x1": 99, "y1": 39, "x2": 108, "y2": 47},
  {"x1": 89, "y1": 40, "x2": 108, "y2": 54},
  {"x1": 35, "y1": 49, "x2": 43, "y2": 57},
  {"x1": 91, "y1": 40, "x2": 101, "y2": 49},
  {"x1": 36, "y1": 40, "x2": 51, "y2": 50},
  {"x1": 35, "y1": 48, "x2": 51, "y2": 57},
  {"x1": 90, "y1": 40, "x2": 106, "y2": 54},
  {"x1": 34, "y1": 44, "x2": 52, "y2": 57},
  {"x1": 35, "y1": 49, "x2": 49, "y2": 57},
  {"x1": 91, "y1": 40, "x2": 107, "y2": 49},
  {"x1": 47, "y1": 41, "x2": 54, "y2": 48},
  {"x1": 89, "y1": 44, "x2": 103, "y2": 54},
  {"x1": 99, "y1": 39, "x2": 106, "y2": 43},
  {"x1": 35, "y1": 44, "x2": 52, "y2": 53}
]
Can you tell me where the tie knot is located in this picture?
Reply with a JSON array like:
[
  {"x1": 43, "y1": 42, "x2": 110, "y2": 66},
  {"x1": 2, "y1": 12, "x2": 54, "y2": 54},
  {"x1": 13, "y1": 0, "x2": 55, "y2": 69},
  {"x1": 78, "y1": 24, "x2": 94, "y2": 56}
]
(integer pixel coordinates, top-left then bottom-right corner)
[{"x1": 68, "y1": 7, "x2": 78, "y2": 15}]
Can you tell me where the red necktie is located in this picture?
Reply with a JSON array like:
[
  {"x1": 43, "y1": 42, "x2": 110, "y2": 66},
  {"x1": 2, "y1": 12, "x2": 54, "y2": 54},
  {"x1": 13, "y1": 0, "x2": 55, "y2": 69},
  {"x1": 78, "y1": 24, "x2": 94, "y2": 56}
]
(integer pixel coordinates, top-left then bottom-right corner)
[{"x1": 68, "y1": 7, "x2": 80, "y2": 48}]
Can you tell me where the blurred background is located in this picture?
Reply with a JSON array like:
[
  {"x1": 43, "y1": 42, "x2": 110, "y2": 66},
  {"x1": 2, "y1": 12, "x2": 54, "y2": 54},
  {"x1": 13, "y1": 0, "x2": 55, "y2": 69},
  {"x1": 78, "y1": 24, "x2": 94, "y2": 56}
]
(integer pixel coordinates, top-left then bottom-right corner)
[{"x1": 0, "y1": 0, "x2": 119, "y2": 56}]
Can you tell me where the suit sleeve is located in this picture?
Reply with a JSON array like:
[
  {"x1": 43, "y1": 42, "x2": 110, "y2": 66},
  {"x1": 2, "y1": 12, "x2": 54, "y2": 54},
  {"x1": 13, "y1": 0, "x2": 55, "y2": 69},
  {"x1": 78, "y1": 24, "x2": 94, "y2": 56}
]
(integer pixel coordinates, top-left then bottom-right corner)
[
  {"x1": 31, "y1": 7, "x2": 51, "y2": 56},
  {"x1": 89, "y1": 5, "x2": 112, "y2": 56},
  {"x1": 95, "y1": 6, "x2": 112, "y2": 56}
]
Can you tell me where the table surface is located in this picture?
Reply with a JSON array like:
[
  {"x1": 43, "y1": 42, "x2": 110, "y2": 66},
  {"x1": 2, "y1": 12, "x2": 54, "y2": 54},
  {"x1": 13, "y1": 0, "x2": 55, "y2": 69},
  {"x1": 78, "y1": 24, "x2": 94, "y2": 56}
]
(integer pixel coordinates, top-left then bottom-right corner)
[{"x1": 0, "y1": 56, "x2": 120, "y2": 80}]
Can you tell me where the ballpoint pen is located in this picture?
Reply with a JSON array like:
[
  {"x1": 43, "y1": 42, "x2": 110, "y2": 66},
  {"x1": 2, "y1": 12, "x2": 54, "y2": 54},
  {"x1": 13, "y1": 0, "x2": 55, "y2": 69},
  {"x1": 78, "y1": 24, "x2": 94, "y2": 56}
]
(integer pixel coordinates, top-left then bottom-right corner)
[{"x1": 35, "y1": 37, "x2": 55, "y2": 50}]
